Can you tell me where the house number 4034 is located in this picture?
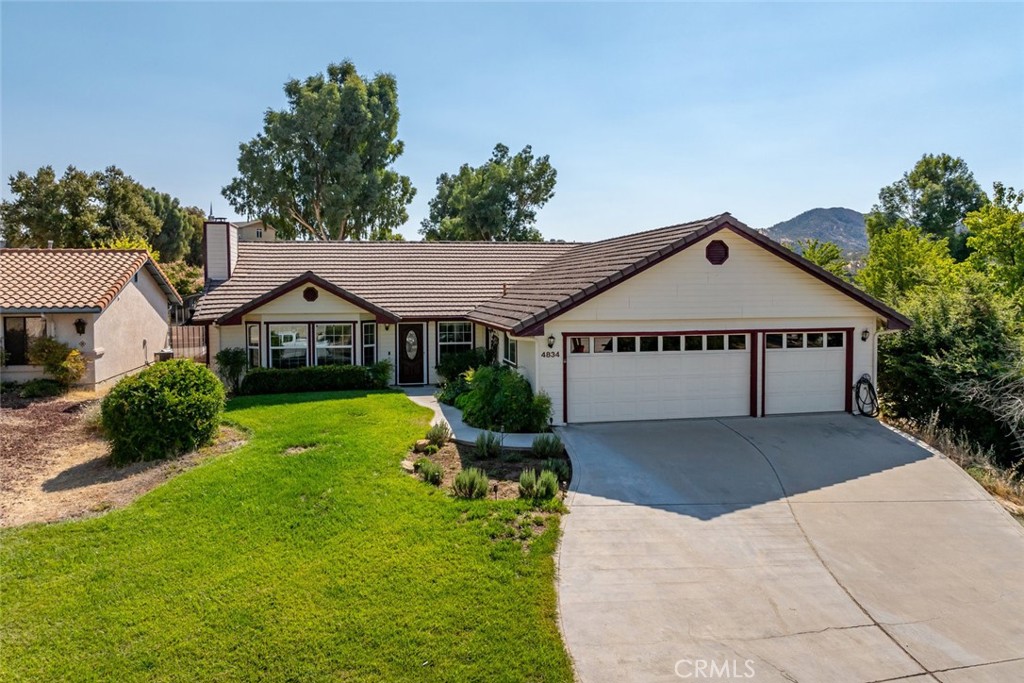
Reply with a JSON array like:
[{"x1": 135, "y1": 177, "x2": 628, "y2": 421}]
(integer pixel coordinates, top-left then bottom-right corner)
[{"x1": 541, "y1": 351, "x2": 561, "y2": 359}]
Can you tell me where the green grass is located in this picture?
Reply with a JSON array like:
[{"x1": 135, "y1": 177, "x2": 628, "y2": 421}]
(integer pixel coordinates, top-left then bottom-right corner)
[{"x1": 0, "y1": 391, "x2": 573, "y2": 682}]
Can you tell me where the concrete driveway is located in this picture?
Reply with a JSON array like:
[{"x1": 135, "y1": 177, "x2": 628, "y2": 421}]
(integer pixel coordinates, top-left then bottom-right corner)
[{"x1": 556, "y1": 415, "x2": 1024, "y2": 683}]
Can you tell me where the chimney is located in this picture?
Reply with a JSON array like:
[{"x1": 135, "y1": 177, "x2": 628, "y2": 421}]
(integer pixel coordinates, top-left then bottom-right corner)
[{"x1": 203, "y1": 220, "x2": 239, "y2": 282}]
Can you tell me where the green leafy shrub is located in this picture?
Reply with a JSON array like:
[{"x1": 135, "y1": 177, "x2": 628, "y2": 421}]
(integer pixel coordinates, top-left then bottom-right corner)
[
  {"x1": 19, "y1": 378, "x2": 64, "y2": 399},
  {"x1": 413, "y1": 457, "x2": 431, "y2": 472},
  {"x1": 535, "y1": 470, "x2": 559, "y2": 501},
  {"x1": 426, "y1": 422, "x2": 452, "y2": 447},
  {"x1": 436, "y1": 373, "x2": 471, "y2": 406},
  {"x1": 417, "y1": 460, "x2": 443, "y2": 486},
  {"x1": 474, "y1": 431, "x2": 502, "y2": 459},
  {"x1": 456, "y1": 365, "x2": 551, "y2": 432},
  {"x1": 531, "y1": 433, "x2": 563, "y2": 459},
  {"x1": 368, "y1": 359, "x2": 393, "y2": 388},
  {"x1": 436, "y1": 347, "x2": 490, "y2": 384},
  {"x1": 27, "y1": 337, "x2": 86, "y2": 388},
  {"x1": 424, "y1": 444, "x2": 439, "y2": 456},
  {"x1": 542, "y1": 458, "x2": 571, "y2": 484},
  {"x1": 240, "y1": 364, "x2": 379, "y2": 395},
  {"x1": 214, "y1": 347, "x2": 248, "y2": 393},
  {"x1": 518, "y1": 469, "x2": 538, "y2": 499},
  {"x1": 453, "y1": 467, "x2": 489, "y2": 499},
  {"x1": 101, "y1": 359, "x2": 225, "y2": 465}
]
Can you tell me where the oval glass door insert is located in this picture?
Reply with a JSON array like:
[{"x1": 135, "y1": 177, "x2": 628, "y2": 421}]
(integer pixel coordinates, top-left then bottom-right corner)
[{"x1": 405, "y1": 330, "x2": 418, "y2": 360}]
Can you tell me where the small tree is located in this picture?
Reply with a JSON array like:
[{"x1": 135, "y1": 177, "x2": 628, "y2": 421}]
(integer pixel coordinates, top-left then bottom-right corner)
[
  {"x1": 27, "y1": 337, "x2": 86, "y2": 388},
  {"x1": 214, "y1": 347, "x2": 248, "y2": 394}
]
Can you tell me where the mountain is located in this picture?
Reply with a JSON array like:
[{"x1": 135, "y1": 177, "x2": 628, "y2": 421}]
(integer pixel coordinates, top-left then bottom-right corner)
[{"x1": 762, "y1": 207, "x2": 867, "y2": 254}]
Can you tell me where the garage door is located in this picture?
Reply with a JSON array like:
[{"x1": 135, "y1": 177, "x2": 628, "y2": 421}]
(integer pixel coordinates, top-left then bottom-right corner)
[
  {"x1": 764, "y1": 331, "x2": 847, "y2": 414},
  {"x1": 567, "y1": 333, "x2": 750, "y2": 422}
]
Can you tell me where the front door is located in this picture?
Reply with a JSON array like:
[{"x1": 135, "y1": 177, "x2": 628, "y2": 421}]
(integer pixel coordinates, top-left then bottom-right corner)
[{"x1": 398, "y1": 323, "x2": 425, "y2": 384}]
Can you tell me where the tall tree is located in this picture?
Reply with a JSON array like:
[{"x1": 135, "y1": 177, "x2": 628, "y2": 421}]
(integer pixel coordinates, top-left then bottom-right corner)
[
  {"x1": 965, "y1": 182, "x2": 1024, "y2": 298},
  {"x1": 420, "y1": 144, "x2": 557, "y2": 242},
  {"x1": 1, "y1": 166, "x2": 101, "y2": 247},
  {"x1": 867, "y1": 154, "x2": 988, "y2": 258},
  {"x1": 856, "y1": 222, "x2": 955, "y2": 305},
  {"x1": 144, "y1": 188, "x2": 200, "y2": 263},
  {"x1": 95, "y1": 166, "x2": 162, "y2": 244},
  {"x1": 793, "y1": 238, "x2": 847, "y2": 278},
  {"x1": 222, "y1": 60, "x2": 415, "y2": 241}
]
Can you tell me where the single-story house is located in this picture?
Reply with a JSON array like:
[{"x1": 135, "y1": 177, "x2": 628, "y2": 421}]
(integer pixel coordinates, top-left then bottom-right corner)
[
  {"x1": 194, "y1": 213, "x2": 909, "y2": 425},
  {"x1": 0, "y1": 248, "x2": 181, "y2": 389}
]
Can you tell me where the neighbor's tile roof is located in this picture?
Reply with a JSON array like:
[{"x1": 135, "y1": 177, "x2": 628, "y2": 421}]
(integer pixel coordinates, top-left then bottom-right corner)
[
  {"x1": 0, "y1": 248, "x2": 181, "y2": 312},
  {"x1": 192, "y1": 241, "x2": 579, "y2": 322},
  {"x1": 466, "y1": 214, "x2": 729, "y2": 332}
]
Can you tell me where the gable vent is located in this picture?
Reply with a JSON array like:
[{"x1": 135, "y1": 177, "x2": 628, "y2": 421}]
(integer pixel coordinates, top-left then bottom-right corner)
[{"x1": 705, "y1": 240, "x2": 729, "y2": 265}]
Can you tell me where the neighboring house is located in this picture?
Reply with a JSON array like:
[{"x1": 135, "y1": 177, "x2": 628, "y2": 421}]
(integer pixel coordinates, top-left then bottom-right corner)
[
  {"x1": 194, "y1": 213, "x2": 909, "y2": 425},
  {"x1": 235, "y1": 219, "x2": 276, "y2": 242},
  {"x1": 0, "y1": 249, "x2": 181, "y2": 389}
]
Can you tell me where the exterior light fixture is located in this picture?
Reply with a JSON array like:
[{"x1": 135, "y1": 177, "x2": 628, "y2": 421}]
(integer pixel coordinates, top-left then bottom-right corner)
[
  {"x1": 74, "y1": 318, "x2": 87, "y2": 335},
  {"x1": 861, "y1": 329, "x2": 870, "y2": 342},
  {"x1": 547, "y1": 334, "x2": 556, "y2": 349}
]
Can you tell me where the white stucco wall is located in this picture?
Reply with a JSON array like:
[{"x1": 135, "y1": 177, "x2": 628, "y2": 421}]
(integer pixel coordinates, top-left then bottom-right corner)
[
  {"x1": 1, "y1": 312, "x2": 97, "y2": 385},
  {"x1": 92, "y1": 267, "x2": 171, "y2": 388}
]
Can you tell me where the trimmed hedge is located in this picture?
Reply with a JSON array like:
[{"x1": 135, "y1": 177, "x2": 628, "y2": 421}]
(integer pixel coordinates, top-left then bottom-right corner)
[
  {"x1": 101, "y1": 359, "x2": 225, "y2": 466},
  {"x1": 239, "y1": 361, "x2": 392, "y2": 395}
]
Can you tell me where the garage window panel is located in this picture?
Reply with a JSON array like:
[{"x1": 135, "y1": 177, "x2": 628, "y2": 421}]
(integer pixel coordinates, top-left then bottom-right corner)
[
  {"x1": 785, "y1": 333, "x2": 804, "y2": 348},
  {"x1": 616, "y1": 336, "x2": 637, "y2": 352},
  {"x1": 766, "y1": 333, "x2": 784, "y2": 349},
  {"x1": 684, "y1": 335, "x2": 703, "y2": 351},
  {"x1": 728, "y1": 334, "x2": 746, "y2": 351},
  {"x1": 639, "y1": 336, "x2": 659, "y2": 352},
  {"x1": 807, "y1": 332, "x2": 824, "y2": 348},
  {"x1": 570, "y1": 337, "x2": 590, "y2": 354},
  {"x1": 706, "y1": 335, "x2": 725, "y2": 351},
  {"x1": 661, "y1": 335, "x2": 681, "y2": 352},
  {"x1": 594, "y1": 336, "x2": 613, "y2": 353},
  {"x1": 826, "y1": 332, "x2": 845, "y2": 347}
]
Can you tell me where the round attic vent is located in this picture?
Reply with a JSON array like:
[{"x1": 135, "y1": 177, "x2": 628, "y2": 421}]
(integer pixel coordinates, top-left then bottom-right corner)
[
  {"x1": 303, "y1": 287, "x2": 319, "y2": 302},
  {"x1": 705, "y1": 240, "x2": 729, "y2": 265}
]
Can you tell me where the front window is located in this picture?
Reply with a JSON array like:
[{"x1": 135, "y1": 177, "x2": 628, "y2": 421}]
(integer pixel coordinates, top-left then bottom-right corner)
[
  {"x1": 315, "y1": 323, "x2": 353, "y2": 366},
  {"x1": 269, "y1": 323, "x2": 308, "y2": 369},
  {"x1": 2, "y1": 317, "x2": 46, "y2": 366},
  {"x1": 246, "y1": 323, "x2": 260, "y2": 368},
  {"x1": 438, "y1": 321, "x2": 473, "y2": 360},
  {"x1": 362, "y1": 323, "x2": 376, "y2": 365},
  {"x1": 503, "y1": 334, "x2": 518, "y2": 366}
]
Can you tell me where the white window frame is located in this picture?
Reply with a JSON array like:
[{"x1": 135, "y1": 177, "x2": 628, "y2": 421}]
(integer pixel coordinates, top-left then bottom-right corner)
[
  {"x1": 314, "y1": 322, "x2": 354, "y2": 366},
  {"x1": 438, "y1": 321, "x2": 473, "y2": 360},
  {"x1": 503, "y1": 333, "x2": 518, "y2": 366},
  {"x1": 268, "y1": 323, "x2": 309, "y2": 369},
  {"x1": 362, "y1": 323, "x2": 377, "y2": 366},
  {"x1": 246, "y1": 323, "x2": 261, "y2": 368}
]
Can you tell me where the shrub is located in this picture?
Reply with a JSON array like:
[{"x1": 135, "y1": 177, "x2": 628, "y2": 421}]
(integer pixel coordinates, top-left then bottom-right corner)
[
  {"x1": 436, "y1": 373, "x2": 471, "y2": 406},
  {"x1": 435, "y1": 347, "x2": 490, "y2": 384},
  {"x1": 368, "y1": 359, "x2": 393, "y2": 388},
  {"x1": 214, "y1": 347, "x2": 248, "y2": 394},
  {"x1": 19, "y1": 378, "x2": 64, "y2": 399},
  {"x1": 531, "y1": 434, "x2": 563, "y2": 459},
  {"x1": 475, "y1": 431, "x2": 502, "y2": 459},
  {"x1": 27, "y1": 336, "x2": 86, "y2": 388},
  {"x1": 417, "y1": 460, "x2": 443, "y2": 486},
  {"x1": 535, "y1": 470, "x2": 559, "y2": 501},
  {"x1": 518, "y1": 469, "x2": 538, "y2": 499},
  {"x1": 426, "y1": 422, "x2": 452, "y2": 448},
  {"x1": 424, "y1": 444, "x2": 439, "y2": 456},
  {"x1": 453, "y1": 467, "x2": 489, "y2": 499},
  {"x1": 456, "y1": 365, "x2": 551, "y2": 433},
  {"x1": 101, "y1": 359, "x2": 225, "y2": 465},
  {"x1": 413, "y1": 457, "x2": 431, "y2": 472},
  {"x1": 240, "y1": 364, "x2": 378, "y2": 395},
  {"x1": 542, "y1": 458, "x2": 571, "y2": 484}
]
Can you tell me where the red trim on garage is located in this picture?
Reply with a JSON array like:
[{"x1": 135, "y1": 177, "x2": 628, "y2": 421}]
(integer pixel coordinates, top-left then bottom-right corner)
[
  {"x1": 761, "y1": 333, "x2": 767, "y2": 417},
  {"x1": 562, "y1": 334, "x2": 569, "y2": 423},
  {"x1": 845, "y1": 329, "x2": 854, "y2": 413},
  {"x1": 749, "y1": 331, "x2": 759, "y2": 417}
]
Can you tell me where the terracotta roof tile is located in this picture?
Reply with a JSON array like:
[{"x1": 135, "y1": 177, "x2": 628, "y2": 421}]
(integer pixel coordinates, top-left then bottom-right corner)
[{"x1": 0, "y1": 249, "x2": 181, "y2": 311}]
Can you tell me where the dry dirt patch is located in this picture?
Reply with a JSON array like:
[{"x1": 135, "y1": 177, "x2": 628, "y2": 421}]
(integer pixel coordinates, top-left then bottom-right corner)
[{"x1": 0, "y1": 394, "x2": 245, "y2": 527}]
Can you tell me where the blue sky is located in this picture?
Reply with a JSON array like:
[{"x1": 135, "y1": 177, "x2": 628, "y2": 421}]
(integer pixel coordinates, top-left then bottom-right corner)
[{"x1": 2, "y1": 2, "x2": 1022, "y2": 242}]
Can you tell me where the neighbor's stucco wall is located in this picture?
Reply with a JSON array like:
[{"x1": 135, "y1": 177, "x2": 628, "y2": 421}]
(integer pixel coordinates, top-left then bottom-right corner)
[
  {"x1": 92, "y1": 266, "x2": 171, "y2": 388},
  {"x1": 1, "y1": 312, "x2": 98, "y2": 385}
]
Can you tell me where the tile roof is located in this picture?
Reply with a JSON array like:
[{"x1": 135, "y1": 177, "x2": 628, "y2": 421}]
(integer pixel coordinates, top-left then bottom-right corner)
[
  {"x1": 0, "y1": 248, "x2": 181, "y2": 312},
  {"x1": 192, "y1": 241, "x2": 578, "y2": 322}
]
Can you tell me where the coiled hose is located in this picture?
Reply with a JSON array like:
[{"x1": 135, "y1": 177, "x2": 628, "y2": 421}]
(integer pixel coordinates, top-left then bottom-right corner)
[{"x1": 855, "y1": 374, "x2": 880, "y2": 417}]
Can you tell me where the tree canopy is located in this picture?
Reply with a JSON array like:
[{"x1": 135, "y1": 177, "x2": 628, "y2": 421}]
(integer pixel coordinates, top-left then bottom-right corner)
[
  {"x1": 420, "y1": 144, "x2": 557, "y2": 242},
  {"x1": 965, "y1": 182, "x2": 1024, "y2": 300},
  {"x1": 222, "y1": 60, "x2": 414, "y2": 241},
  {"x1": 794, "y1": 238, "x2": 847, "y2": 278}
]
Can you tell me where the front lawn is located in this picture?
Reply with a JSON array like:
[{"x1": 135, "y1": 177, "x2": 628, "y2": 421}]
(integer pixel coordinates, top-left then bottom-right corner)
[{"x1": 0, "y1": 391, "x2": 573, "y2": 682}]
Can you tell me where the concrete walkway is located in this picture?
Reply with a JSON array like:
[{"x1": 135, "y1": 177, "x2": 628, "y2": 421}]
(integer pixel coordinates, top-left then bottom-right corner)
[
  {"x1": 556, "y1": 415, "x2": 1024, "y2": 683},
  {"x1": 399, "y1": 386, "x2": 544, "y2": 450}
]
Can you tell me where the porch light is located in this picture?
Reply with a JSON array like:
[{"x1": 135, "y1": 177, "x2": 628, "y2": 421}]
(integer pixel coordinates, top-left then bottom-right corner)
[
  {"x1": 547, "y1": 334, "x2": 556, "y2": 349},
  {"x1": 861, "y1": 329, "x2": 870, "y2": 342},
  {"x1": 74, "y1": 318, "x2": 87, "y2": 335}
]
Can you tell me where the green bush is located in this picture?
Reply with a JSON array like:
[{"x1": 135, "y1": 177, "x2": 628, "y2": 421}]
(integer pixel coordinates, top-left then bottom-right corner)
[
  {"x1": 368, "y1": 359, "x2": 393, "y2": 388},
  {"x1": 424, "y1": 444, "x2": 439, "y2": 456},
  {"x1": 455, "y1": 365, "x2": 551, "y2": 432},
  {"x1": 531, "y1": 434, "x2": 563, "y2": 459},
  {"x1": 518, "y1": 469, "x2": 538, "y2": 499},
  {"x1": 417, "y1": 460, "x2": 443, "y2": 486},
  {"x1": 19, "y1": 378, "x2": 64, "y2": 399},
  {"x1": 214, "y1": 347, "x2": 248, "y2": 394},
  {"x1": 101, "y1": 359, "x2": 225, "y2": 465},
  {"x1": 27, "y1": 336, "x2": 86, "y2": 388},
  {"x1": 474, "y1": 431, "x2": 502, "y2": 459},
  {"x1": 436, "y1": 373, "x2": 471, "y2": 406},
  {"x1": 453, "y1": 467, "x2": 489, "y2": 499},
  {"x1": 542, "y1": 458, "x2": 571, "y2": 484},
  {"x1": 426, "y1": 422, "x2": 452, "y2": 447},
  {"x1": 436, "y1": 347, "x2": 490, "y2": 384},
  {"x1": 413, "y1": 457, "x2": 431, "y2": 472},
  {"x1": 240, "y1": 364, "x2": 384, "y2": 395},
  {"x1": 535, "y1": 470, "x2": 559, "y2": 501}
]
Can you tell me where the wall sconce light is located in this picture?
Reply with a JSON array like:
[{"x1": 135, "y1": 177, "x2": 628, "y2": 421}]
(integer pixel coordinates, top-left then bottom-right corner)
[
  {"x1": 861, "y1": 329, "x2": 870, "y2": 342},
  {"x1": 74, "y1": 318, "x2": 87, "y2": 335},
  {"x1": 384, "y1": 323, "x2": 391, "y2": 332},
  {"x1": 547, "y1": 334, "x2": 556, "y2": 349}
]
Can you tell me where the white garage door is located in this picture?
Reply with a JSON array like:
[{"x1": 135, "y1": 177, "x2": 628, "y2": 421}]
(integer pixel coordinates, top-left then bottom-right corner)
[
  {"x1": 567, "y1": 333, "x2": 750, "y2": 423},
  {"x1": 764, "y1": 331, "x2": 847, "y2": 415}
]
